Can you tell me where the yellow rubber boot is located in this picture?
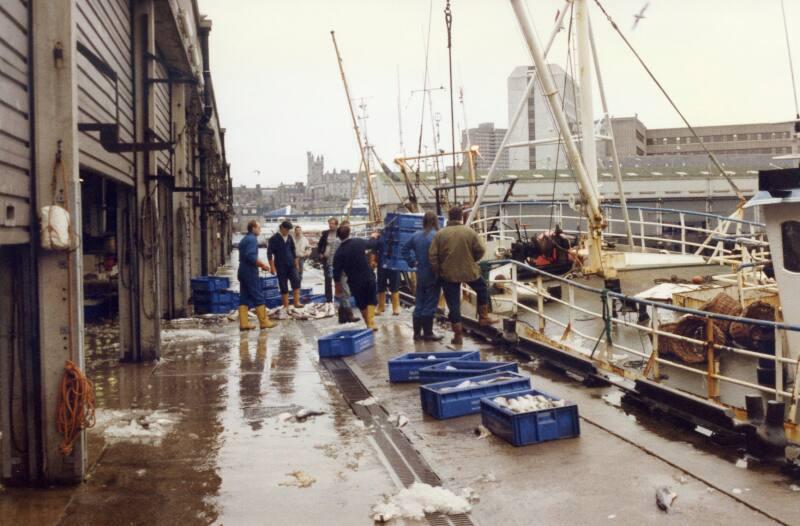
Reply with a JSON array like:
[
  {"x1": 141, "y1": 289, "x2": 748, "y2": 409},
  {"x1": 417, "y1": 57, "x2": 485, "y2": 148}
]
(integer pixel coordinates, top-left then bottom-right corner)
[
  {"x1": 293, "y1": 289, "x2": 304, "y2": 308},
  {"x1": 367, "y1": 305, "x2": 377, "y2": 330},
  {"x1": 239, "y1": 305, "x2": 255, "y2": 331},
  {"x1": 391, "y1": 292, "x2": 400, "y2": 315},
  {"x1": 376, "y1": 292, "x2": 386, "y2": 314},
  {"x1": 255, "y1": 305, "x2": 277, "y2": 330},
  {"x1": 282, "y1": 293, "x2": 290, "y2": 310}
]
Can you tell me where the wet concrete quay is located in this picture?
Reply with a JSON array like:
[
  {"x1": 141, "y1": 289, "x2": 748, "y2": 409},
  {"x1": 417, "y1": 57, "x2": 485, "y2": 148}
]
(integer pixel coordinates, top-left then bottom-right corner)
[{"x1": 2, "y1": 271, "x2": 800, "y2": 525}]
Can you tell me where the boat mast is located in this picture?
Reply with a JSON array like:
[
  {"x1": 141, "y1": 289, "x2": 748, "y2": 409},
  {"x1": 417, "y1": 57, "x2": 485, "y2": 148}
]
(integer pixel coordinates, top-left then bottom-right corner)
[
  {"x1": 330, "y1": 31, "x2": 381, "y2": 224},
  {"x1": 509, "y1": 0, "x2": 605, "y2": 272}
]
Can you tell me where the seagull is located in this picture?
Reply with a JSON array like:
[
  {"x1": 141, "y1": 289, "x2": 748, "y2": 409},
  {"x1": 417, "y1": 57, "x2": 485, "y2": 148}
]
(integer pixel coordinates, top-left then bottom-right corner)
[{"x1": 632, "y1": 2, "x2": 649, "y2": 30}]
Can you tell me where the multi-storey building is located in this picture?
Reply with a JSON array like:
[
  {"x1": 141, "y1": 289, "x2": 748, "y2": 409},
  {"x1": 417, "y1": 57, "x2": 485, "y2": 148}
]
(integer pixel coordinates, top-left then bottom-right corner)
[
  {"x1": 462, "y1": 122, "x2": 509, "y2": 171},
  {"x1": 507, "y1": 64, "x2": 580, "y2": 171}
]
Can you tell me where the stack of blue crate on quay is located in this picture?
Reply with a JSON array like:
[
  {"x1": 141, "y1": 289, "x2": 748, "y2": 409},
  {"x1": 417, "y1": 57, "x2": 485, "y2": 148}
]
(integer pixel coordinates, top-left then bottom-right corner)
[
  {"x1": 191, "y1": 276, "x2": 237, "y2": 314},
  {"x1": 260, "y1": 275, "x2": 282, "y2": 308},
  {"x1": 380, "y1": 212, "x2": 444, "y2": 271}
]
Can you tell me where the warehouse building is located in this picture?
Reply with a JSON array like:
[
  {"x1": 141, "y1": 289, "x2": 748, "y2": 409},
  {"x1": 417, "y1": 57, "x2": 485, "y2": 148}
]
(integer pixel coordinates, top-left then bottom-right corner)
[{"x1": 0, "y1": 0, "x2": 233, "y2": 485}]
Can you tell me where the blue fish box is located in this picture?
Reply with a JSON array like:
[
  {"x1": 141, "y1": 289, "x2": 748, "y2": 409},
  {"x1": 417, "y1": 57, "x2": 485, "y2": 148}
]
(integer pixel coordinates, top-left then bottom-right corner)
[
  {"x1": 318, "y1": 329, "x2": 375, "y2": 358},
  {"x1": 388, "y1": 350, "x2": 480, "y2": 383},
  {"x1": 265, "y1": 296, "x2": 283, "y2": 309},
  {"x1": 265, "y1": 287, "x2": 282, "y2": 299},
  {"x1": 418, "y1": 360, "x2": 519, "y2": 384},
  {"x1": 420, "y1": 372, "x2": 531, "y2": 419},
  {"x1": 193, "y1": 290, "x2": 234, "y2": 305},
  {"x1": 300, "y1": 287, "x2": 313, "y2": 296},
  {"x1": 480, "y1": 388, "x2": 580, "y2": 446},
  {"x1": 191, "y1": 276, "x2": 230, "y2": 292},
  {"x1": 260, "y1": 276, "x2": 279, "y2": 290}
]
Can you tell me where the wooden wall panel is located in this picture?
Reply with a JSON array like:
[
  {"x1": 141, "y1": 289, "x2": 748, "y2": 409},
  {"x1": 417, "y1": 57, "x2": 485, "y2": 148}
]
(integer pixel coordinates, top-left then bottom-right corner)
[
  {"x1": 76, "y1": 0, "x2": 134, "y2": 186},
  {"x1": 152, "y1": 56, "x2": 171, "y2": 174},
  {"x1": 0, "y1": 0, "x2": 32, "y2": 244}
]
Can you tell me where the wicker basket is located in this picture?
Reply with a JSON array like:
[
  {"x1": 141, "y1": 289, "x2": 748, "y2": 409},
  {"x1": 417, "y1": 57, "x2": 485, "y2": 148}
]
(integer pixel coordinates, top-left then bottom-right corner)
[
  {"x1": 730, "y1": 301, "x2": 776, "y2": 349},
  {"x1": 670, "y1": 315, "x2": 728, "y2": 364},
  {"x1": 699, "y1": 292, "x2": 742, "y2": 334},
  {"x1": 654, "y1": 322, "x2": 680, "y2": 359}
]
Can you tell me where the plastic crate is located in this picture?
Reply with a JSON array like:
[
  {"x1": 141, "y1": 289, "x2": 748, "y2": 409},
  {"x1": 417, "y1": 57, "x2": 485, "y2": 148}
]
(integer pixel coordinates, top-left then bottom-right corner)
[
  {"x1": 382, "y1": 257, "x2": 414, "y2": 273},
  {"x1": 265, "y1": 296, "x2": 283, "y2": 309},
  {"x1": 418, "y1": 360, "x2": 519, "y2": 384},
  {"x1": 191, "y1": 276, "x2": 230, "y2": 292},
  {"x1": 318, "y1": 329, "x2": 375, "y2": 358},
  {"x1": 193, "y1": 290, "x2": 234, "y2": 305},
  {"x1": 265, "y1": 287, "x2": 282, "y2": 299},
  {"x1": 260, "y1": 276, "x2": 279, "y2": 290},
  {"x1": 300, "y1": 287, "x2": 312, "y2": 296},
  {"x1": 303, "y1": 294, "x2": 327, "y2": 304},
  {"x1": 384, "y1": 212, "x2": 424, "y2": 230},
  {"x1": 229, "y1": 291, "x2": 240, "y2": 306},
  {"x1": 420, "y1": 372, "x2": 531, "y2": 419},
  {"x1": 388, "y1": 350, "x2": 480, "y2": 383},
  {"x1": 195, "y1": 303, "x2": 234, "y2": 314},
  {"x1": 480, "y1": 388, "x2": 580, "y2": 446}
]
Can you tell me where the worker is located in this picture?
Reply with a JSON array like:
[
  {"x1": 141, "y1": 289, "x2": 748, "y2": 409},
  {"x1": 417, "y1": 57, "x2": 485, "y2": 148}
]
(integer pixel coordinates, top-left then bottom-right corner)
[
  {"x1": 237, "y1": 220, "x2": 277, "y2": 331},
  {"x1": 317, "y1": 217, "x2": 338, "y2": 303},
  {"x1": 403, "y1": 211, "x2": 442, "y2": 341},
  {"x1": 429, "y1": 206, "x2": 497, "y2": 345},
  {"x1": 267, "y1": 220, "x2": 303, "y2": 310},
  {"x1": 333, "y1": 224, "x2": 378, "y2": 330},
  {"x1": 293, "y1": 225, "x2": 311, "y2": 281},
  {"x1": 375, "y1": 229, "x2": 401, "y2": 316}
]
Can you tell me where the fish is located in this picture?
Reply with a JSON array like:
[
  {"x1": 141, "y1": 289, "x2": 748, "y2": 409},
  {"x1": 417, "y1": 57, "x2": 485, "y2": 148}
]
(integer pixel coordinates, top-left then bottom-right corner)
[
  {"x1": 655, "y1": 486, "x2": 677, "y2": 512},
  {"x1": 295, "y1": 409, "x2": 325, "y2": 422}
]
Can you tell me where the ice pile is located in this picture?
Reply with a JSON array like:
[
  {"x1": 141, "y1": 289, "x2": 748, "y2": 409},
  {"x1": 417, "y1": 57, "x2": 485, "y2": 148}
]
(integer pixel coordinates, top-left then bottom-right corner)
[
  {"x1": 372, "y1": 482, "x2": 474, "y2": 522},
  {"x1": 161, "y1": 328, "x2": 221, "y2": 342},
  {"x1": 493, "y1": 394, "x2": 566, "y2": 413},
  {"x1": 94, "y1": 409, "x2": 180, "y2": 445}
]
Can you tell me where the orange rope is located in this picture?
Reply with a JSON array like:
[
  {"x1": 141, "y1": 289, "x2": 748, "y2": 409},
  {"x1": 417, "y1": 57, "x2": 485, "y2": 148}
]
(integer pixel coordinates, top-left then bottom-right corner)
[{"x1": 56, "y1": 360, "x2": 96, "y2": 456}]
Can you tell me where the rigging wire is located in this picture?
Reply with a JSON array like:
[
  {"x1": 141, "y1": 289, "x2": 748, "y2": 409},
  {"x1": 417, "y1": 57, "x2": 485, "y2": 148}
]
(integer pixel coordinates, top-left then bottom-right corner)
[
  {"x1": 415, "y1": 0, "x2": 435, "y2": 181},
  {"x1": 591, "y1": 0, "x2": 744, "y2": 202},
  {"x1": 780, "y1": 0, "x2": 800, "y2": 124}
]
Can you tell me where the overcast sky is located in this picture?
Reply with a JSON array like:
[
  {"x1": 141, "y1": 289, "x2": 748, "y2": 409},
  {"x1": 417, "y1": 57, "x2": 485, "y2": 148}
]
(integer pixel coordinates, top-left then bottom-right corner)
[{"x1": 199, "y1": 0, "x2": 800, "y2": 187}]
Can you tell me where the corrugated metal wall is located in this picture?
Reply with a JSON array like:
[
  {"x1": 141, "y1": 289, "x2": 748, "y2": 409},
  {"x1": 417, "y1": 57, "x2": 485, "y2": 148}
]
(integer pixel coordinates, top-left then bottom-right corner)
[
  {"x1": 0, "y1": 0, "x2": 32, "y2": 245},
  {"x1": 76, "y1": 0, "x2": 135, "y2": 186}
]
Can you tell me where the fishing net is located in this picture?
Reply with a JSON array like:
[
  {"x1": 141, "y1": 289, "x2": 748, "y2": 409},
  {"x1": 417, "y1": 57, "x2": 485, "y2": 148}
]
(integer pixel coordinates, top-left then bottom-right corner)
[
  {"x1": 729, "y1": 301, "x2": 776, "y2": 349},
  {"x1": 669, "y1": 315, "x2": 728, "y2": 364},
  {"x1": 699, "y1": 292, "x2": 742, "y2": 334}
]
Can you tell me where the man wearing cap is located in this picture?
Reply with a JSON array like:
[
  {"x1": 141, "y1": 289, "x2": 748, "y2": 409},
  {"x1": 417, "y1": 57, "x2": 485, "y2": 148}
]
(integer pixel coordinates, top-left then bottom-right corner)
[{"x1": 267, "y1": 220, "x2": 304, "y2": 310}]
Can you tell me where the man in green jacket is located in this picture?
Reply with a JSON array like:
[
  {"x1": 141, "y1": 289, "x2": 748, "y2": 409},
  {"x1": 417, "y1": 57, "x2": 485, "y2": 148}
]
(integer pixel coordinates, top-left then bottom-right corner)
[{"x1": 429, "y1": 206, "x2": 497, "y2": 344}]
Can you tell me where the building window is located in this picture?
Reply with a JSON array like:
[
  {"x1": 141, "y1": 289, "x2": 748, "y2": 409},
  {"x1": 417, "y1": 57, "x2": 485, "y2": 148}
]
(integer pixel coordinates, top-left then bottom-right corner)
[
  {"x1": 636, "y1": 130, "x2": 645, "y2": 143},
  {"x1": 646, "y1": 138, "x2": 654, "y2": 145},
  {"x1": 636, "y1": 147, "x2": 645, "y2": 155},
  {"x1": 782, "y1": 221, "x2": 800, "y2": 273}
]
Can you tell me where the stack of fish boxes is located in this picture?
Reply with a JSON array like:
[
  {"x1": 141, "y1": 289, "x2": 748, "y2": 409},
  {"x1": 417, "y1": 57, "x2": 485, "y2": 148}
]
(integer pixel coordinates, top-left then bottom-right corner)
[
  {"x1": 191, "y1": 276, "x2": 234, "y2": 314},
  {"x1": 260, "y1": 276, "x2": 282, "y2": 308},
  {"x1": 380, "y1": 213, "x2": 444, "y2": 272}
]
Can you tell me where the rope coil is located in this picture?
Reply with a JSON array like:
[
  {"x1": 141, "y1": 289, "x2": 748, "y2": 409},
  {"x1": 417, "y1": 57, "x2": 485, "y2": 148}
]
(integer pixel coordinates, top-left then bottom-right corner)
[{"x1": 56, "y1": 360, "x2": 96, "y2": 456}]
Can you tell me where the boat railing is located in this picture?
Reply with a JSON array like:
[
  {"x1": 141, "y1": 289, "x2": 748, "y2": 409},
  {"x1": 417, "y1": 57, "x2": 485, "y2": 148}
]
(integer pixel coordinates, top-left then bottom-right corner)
[
  {"x1": 464, "y1": 259, "x2": 799, "y2": 422},
  {"x1": 469, "y1": 201, "x2": 769, "y2": 267}
]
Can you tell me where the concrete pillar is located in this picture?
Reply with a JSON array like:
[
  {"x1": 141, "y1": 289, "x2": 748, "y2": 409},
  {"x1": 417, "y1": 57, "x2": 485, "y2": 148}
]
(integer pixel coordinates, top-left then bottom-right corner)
[
  {"x1": 171, "y1": 86, "x2": 190, "y2": 317},
  {"x1": 30, "y1": 0, "x2": 85, "y2": 483},
  {"x1": 132, "y1": 1, "x2": 161, "y2": 360}
]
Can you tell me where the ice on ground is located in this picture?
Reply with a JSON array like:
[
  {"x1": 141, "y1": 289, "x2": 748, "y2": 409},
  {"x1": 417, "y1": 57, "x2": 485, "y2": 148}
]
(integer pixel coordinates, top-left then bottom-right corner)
[
  {"x1": 94, "y1": 409, "x2": 179, "y2": 445},
  {"x1": 372, "y1": 483, "x2": 473, "y2": 522},
  {"x1": 355, "y1": 397, "x2": 379, "y2": 406}
]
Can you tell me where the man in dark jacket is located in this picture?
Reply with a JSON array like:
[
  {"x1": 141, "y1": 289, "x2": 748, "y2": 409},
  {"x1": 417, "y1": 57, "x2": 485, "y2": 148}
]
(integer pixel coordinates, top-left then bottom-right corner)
[
  {"x1": 429, "y1": 206, "x2": 496, "y2": 344},
  {"x1": 238, "y1": 220, "x2": 277, "y2": 331},
  {"x1": 317, "y1": 217, "x2": 339, "y2": 303},
  {"x1": 267, "y1": 220, "x2": 303, "y2": 310},
  {"x1": 333, "y1": 224, "x2": 378, "y2": 330}
]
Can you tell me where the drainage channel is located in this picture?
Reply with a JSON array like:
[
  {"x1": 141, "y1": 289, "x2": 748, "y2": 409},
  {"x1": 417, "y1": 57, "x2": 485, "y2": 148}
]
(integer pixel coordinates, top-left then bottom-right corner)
[{"x1": 321, "y1": 357, "x2": 476, "y2": 526}]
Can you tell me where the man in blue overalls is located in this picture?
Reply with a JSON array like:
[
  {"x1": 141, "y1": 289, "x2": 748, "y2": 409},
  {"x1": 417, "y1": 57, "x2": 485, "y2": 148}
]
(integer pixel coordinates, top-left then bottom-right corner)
[
  {"x1": 267, "y1": 220, "x2": 303, "y2": 310},
  {"x1": 238, "y1": 220, "x2": 277, "y2": 331},
  {"x1": 403, "y1": 211, "x2": 442, "y2": 341}
]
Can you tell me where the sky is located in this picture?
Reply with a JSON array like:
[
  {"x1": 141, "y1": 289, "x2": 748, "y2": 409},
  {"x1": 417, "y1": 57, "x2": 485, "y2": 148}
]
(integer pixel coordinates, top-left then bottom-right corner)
[{"x1": 199, "y1": 0, "x2": 800, "y2": 187}]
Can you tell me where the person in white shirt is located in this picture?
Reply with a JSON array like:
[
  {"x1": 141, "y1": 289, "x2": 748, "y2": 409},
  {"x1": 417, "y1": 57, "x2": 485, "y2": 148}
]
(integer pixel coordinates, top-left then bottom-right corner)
[{"x1": 293, "y1": 225, "x2": 312, "y2": 280}]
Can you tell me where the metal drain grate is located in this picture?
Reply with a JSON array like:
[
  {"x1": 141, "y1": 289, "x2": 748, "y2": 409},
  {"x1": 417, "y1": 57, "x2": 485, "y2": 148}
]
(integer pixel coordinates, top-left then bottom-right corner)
[{"x1": 320, "y1": 357, "x2": 476, "y2": 526}]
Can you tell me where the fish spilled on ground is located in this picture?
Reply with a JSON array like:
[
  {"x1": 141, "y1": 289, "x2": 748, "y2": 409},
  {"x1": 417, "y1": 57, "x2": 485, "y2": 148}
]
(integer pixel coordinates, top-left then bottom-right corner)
[
  {"x1": 492, "y1": 394, "x2": 566, "y2": 413},
  {"x1": 294, "y1": 409, "x2": 326, "y2": 422},
  {"x1": 655, "y1": 486, "x2": 677, "y2": 512},
  {"x1": 371, "y1": 483, "x2": 474, "y2": 522},
  {"x1": 355, "y1": 397, "x2": 379, "y2": 406},
  {"x1": 474, "y1": 425, "x2": 491, "y2": 439},
  {"x1": 387, "y1": 414, "x2": 409, "y2": 428}
]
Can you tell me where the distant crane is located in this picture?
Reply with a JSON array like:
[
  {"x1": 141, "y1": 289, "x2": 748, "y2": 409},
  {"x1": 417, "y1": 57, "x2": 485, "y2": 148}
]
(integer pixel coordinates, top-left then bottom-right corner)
[{"x1": 632, "y1": 2, "x2": 649, "y2": 30}]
